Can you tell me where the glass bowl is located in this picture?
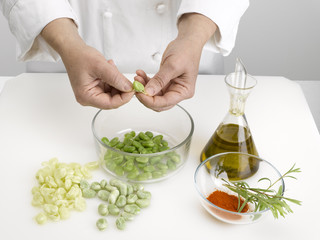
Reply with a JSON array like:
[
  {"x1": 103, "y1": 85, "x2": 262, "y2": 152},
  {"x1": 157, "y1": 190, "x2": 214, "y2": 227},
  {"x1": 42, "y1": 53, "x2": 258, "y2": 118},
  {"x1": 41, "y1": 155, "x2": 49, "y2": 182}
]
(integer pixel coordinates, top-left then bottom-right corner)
[
  {"x1": 194, "y1": 152, "x2": 285, "y2": 224},
  {"x1": 92, "y1": 97, "x2": 194, "y2": 183}
]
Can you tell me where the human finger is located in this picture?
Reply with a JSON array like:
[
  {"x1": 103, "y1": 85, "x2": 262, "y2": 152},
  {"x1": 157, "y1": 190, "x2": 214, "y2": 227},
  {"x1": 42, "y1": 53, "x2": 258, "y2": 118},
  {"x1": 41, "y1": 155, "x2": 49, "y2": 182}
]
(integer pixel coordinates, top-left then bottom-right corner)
[
  {"x1": 136, "y1": 90, "x2": 183, "y2": 112},
  {"x1": 133, "y1": 75, "x2": 148, "y2": 86},
  {"x1": 144, "y1": 62, "x2": 181, "y2": 96},
  {"x1": 87, "y1": 90, "x2": 135, "y2": 109},
  {"x1": 100, "y1": 63, "x2": 132, "y2": 92},
  {"x1": 136, "y1": 69, "x2": 150, "y2": 80}
]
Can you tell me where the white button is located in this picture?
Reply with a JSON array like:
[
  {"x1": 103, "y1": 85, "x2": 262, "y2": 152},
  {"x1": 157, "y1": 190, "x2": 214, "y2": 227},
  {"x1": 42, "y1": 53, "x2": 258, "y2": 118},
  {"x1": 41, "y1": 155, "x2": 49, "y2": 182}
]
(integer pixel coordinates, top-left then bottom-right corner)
[
  {"x1": 103, "y1": 11, "x2": 112, "y2": 19},
  {"x1": 152, "y1": 52, "x2": 161, "y2": 62},
  {"x1": 156, "y1": 3, "x2": 166, "y2": 14}
]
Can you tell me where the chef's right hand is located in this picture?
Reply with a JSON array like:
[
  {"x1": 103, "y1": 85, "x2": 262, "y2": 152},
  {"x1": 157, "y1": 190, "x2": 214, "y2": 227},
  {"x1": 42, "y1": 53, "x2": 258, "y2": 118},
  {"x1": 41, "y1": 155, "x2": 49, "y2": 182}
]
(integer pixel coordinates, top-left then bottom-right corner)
[{"x1": 41, "y1": 18, "x2": 134, "y2": 109}]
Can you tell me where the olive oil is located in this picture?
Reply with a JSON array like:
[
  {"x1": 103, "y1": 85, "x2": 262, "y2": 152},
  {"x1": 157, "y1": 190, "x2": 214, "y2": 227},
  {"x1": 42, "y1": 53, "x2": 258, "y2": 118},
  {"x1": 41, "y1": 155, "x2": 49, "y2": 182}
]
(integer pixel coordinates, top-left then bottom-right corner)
[
  {"x1": 201, "y1": 123, "x2": 259, "y2": 180},
  {"x1": 201, "y1": 59, "x2": 259, "y2": 180}
]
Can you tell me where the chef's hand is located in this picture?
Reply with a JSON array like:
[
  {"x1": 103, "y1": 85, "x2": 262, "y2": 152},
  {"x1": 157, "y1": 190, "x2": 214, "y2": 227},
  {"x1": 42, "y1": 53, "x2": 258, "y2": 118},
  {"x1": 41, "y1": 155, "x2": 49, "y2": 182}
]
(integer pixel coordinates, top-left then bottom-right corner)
[
  {"x1": 41, "y1": 18, "x2": 134, "y2": 109},
  {"x1": 134, "y1": 38, "x2": 200, "y2": 112},
  {"x1": 135, "y1": 13, "x2": 217, "y2": 111}
]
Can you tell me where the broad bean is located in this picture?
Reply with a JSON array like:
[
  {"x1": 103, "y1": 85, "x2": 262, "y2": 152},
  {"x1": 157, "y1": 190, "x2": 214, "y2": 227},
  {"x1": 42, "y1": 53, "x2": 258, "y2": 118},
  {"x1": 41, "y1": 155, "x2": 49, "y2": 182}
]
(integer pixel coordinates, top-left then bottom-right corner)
[
  {"x1": 79, "y1": 179, "x2": 90, "y2": 189},
  {"x1": 123, "y1": 145, "x2": 135, "y2": 153},
  {"x1": 135, "y1": 156, "x2": 149, "y2": 164},
  {"x1": 152, "y1": 135, "x2": 163, "y2": 144},
  {"x1": 132, "y1": 140, "x2": 142, "y2": 149},
  {"x1": 116, "y1": 217, "x2": 126, "y2": 230},
  {"x1": 105, "y1": 184, "x2": 117, "y2": 192},
  {"x1": 121, "y1": 212, "x2": 135, "y2": 221},
  {"x1": 138, "y1": 132, "x2": 150, "y2": 141},
  {"x1": 127, "y1": 171, "x2": 139, "y2": 180},
  {"x1": 108, "y1": 204, "x2": 120, "y2": 216},
  {"x1": 127, "y1": 194, "x2": 138, "y2": 204},
  {"x1": 100, "y1": 179, "x2": 108, "y2": 189},
  {"x1": 82, "y1": 188, "x2": 96, "y2": 198},
  {"x1": 100, "y1": 131, "x2": 183, "y2": 182},
  {"x1": 101, "y1": 137, "x2": 110, "y2": 146},
  {"x1": 114, "y1": 166, "x2": 124, "y2": 176},
  {"x1": 132, "y1": 80, "x2": 146, "y2": 94},
  {"x1": 108, "y1": 189, "x2": 120, "y2": 204},
  {"x1": 127, "y1": 184, "x2": 134, "y2": 195},
  {"x1": 35, "y1": 212, "x2": 48, "y2": 225},
  {"x1": 125, "y1": 131, "x2": 136, "y2": 138},
  {"x1": 123, "y1": 138, "x2": 133, "y2": 146},
  {"x1": 105, "y1": 161, "x2": 117, "y2": 172},
  {"x1": 59, "y1": 206, "x2": 70, "y2": 219},
  {"x1": 123, "y1": 160, "x2": 134, "y2": 172},
  {"x1": 137, "y1": 190, "x2": 151, "y2": 199},
  {"x1": 152, "y1": 171, "x2": 163, "y2": 179},
  {"x1": 137, "y1": 172, "x2": 152, "y2": 181},
  {"x1": 141, "y1": 140, "x2": 155, "y2": 148},
  {"x1": 167, "y1": 159, "x2": 177, "y2": 170},
  {"x1": 97, "y1": 190, "x2": 110, "y2": 201},
  {"x1": 109, "y1": 137, "x2": 120, "y2": 147},
  {"x1": 161, "y1": 140, "x2": 168, "y2": 147},
  {"x1": 98, "y1": 203, "x2": 109, "y2": 216},
  {"x1": 90, "y1": 182, "x2": 101, "y2": 191},
  {"x1": 170, "y1": 155, "x2": 181, "y2": 164},
  {"x1": 124, "y1": 204, "x2": 141, "y2": 215},
  {"x1": 113, "y1": 155, "x2": 124, "y2": 165},
  {"x1": 132, "y1": 184, "x2": 144, "y2": 192},
  {"x1": 96, "y1": 218, "x2": 108, "y2": 231},
  {"x1": 156, "y1": 162, "x2": 168, "y2": 171},
  {"x1": 145, "y1": 131, "x2": 153, "y2": 139},
  {"x1": 136, "y1": 199, "x2": 151, "y2": 208},
  {"x1": 115, "y1": 142, "x2": 125, "y2": 149},
  {"x1": 143, "y1": 165, "x2": 155, "y2": 172},
  {"x1": 116, "y1": 195, "x2": 127, "y2": 208}
]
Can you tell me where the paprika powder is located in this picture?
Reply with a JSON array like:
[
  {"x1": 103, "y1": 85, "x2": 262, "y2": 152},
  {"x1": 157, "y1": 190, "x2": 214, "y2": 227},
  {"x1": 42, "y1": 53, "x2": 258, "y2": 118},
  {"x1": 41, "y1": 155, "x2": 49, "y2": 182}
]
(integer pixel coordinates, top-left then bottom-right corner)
[{"x1": 207, "y1": 190, "x2": 249, "y2": 213}]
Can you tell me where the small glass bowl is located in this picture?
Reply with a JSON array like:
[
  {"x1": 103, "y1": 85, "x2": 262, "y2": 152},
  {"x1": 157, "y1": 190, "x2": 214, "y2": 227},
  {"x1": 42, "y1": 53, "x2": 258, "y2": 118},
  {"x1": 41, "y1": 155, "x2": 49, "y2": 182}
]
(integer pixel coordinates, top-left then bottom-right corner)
[
  {"x1": 194, "y1": 152, "x2": 285, "y2": 224},
  {"x1": 92, "y1": 97, "x2": 194, "y2": 183}
]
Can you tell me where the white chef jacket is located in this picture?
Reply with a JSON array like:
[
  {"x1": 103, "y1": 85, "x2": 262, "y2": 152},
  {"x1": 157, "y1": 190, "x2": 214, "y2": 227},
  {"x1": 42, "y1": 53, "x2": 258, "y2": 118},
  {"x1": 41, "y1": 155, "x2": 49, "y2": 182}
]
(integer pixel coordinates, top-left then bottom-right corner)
[{"x1": 1, "y1": 0, "x2": 249, "y2": 74}]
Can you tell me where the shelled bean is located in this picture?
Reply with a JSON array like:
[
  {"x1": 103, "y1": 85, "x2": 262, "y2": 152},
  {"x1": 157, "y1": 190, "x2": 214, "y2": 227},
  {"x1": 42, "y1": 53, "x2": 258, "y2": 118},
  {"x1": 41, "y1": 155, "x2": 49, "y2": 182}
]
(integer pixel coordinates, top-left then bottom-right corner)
[
  {"x1": 31, "y1": 158, "x2": 99, "y2": 224},
  {"x1": 101, "y1": 131, "x2": 182, "y2": 181},
  {"x1": 81, "y1": 178, "x2": 151, "y2": 231}
]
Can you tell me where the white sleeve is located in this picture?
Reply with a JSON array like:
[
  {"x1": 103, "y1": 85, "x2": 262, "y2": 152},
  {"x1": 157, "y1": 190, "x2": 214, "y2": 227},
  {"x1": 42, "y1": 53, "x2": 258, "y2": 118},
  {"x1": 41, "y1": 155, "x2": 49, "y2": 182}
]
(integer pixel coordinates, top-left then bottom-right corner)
[
  {"x1": 177, "y1": 0, "x2": 249, "y2": 56},
  {"x1": 0, "y1": 0, "x2": 78, "y2": 62}
]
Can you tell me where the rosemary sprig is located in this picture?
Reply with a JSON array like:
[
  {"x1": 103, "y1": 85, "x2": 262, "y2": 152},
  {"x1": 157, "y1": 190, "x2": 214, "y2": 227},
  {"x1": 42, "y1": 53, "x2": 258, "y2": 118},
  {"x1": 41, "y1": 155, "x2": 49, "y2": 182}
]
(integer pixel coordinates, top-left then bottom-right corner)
[{"x1": 222, "y1": 164, "x2": 302, "y2": 219}]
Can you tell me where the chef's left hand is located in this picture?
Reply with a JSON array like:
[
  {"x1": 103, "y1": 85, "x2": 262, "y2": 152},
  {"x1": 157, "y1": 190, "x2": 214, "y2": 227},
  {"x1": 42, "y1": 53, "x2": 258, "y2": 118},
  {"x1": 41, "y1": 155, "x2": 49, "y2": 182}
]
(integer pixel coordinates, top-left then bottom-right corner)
[
  {"x1": 134, "y1": 13, "x2": 217, "y2": 112},
  {"x1": 134, "y1": 38, "x2": 201, "y2": 111}
]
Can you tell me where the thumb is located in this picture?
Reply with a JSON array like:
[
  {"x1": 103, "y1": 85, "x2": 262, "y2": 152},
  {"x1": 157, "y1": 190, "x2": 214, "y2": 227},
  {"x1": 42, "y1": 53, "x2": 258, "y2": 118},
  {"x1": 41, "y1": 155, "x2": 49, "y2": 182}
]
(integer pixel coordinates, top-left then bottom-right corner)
[
  {"x1": 101, "y1": 61, "x2": 132, "y2": 92},
  {"x1": 145, "y1": 62, "x2": 180, "y2": 96}
]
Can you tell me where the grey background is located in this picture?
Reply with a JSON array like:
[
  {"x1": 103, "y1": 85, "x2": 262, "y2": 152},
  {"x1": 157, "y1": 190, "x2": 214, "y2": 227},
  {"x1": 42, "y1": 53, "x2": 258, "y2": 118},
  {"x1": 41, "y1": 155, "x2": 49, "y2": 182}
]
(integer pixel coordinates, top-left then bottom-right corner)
[
  {"x1": 1, "y1": 0, "x2": 320, "y2": 79},
  {"x1": 225, "y1": 0, "x2": 320, "y2": 80}
]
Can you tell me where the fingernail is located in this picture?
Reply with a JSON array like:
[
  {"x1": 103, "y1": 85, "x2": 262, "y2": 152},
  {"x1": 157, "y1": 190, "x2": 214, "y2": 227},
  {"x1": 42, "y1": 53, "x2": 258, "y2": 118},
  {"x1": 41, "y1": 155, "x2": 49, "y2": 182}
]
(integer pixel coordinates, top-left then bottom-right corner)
[
  {"x1": 145, "y1": 87, "x2": 155, "y2": 96},
  {"x1": 124, "y1": 83, "x2": 132, "y2": 92}
]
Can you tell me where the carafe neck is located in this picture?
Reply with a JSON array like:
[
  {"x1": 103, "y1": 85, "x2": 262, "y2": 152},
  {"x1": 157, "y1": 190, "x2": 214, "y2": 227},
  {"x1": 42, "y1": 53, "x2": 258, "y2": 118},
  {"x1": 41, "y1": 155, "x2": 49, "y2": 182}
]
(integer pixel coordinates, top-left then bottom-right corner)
[{"x1": 225, "y1": 73, "x2": 257, "y2": 117}]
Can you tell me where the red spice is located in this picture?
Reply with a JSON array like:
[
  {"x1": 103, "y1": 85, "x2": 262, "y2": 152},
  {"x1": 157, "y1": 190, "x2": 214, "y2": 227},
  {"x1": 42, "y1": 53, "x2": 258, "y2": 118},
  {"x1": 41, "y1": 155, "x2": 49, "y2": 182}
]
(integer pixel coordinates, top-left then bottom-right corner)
[{"x1": 207, "y1": 190, "x2": 249, "y2": 213}]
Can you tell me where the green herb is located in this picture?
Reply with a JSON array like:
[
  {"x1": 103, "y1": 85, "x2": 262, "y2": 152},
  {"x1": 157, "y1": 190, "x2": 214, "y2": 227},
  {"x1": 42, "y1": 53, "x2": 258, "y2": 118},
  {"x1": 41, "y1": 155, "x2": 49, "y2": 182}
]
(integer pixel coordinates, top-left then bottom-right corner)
[{"x1": 222, "y1": 164, "x2": 302, "y2": 218}]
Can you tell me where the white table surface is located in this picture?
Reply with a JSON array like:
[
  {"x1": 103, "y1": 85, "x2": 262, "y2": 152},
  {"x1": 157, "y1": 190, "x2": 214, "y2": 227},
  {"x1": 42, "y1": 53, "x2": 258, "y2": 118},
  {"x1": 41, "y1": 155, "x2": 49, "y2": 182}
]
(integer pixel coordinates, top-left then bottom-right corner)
[
  {"x1": 0, "y1": 76, "x2": 11, "y2": 94},
  {"x1": 0, "y1": 73, "x2": 319, "y2": 240}
]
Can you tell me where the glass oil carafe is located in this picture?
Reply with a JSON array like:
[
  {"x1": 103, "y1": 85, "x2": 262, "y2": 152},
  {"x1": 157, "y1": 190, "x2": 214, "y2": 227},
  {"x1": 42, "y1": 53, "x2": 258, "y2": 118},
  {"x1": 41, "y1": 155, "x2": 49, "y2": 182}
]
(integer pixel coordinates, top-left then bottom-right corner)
[{"x1": 200, "y1": 58, "x2": 259, "y2": 180}]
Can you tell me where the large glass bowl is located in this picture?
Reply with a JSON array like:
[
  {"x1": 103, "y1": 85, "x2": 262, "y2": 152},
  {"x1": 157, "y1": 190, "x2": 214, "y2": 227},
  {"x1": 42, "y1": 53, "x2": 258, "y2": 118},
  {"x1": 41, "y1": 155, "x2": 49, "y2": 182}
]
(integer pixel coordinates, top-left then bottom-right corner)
[
  {"x1": 194, "y1": 152, "x2": 285, "y2": 224},
  {"x1": 92, "y1": 97, "x2": 194, "y2": 183}
]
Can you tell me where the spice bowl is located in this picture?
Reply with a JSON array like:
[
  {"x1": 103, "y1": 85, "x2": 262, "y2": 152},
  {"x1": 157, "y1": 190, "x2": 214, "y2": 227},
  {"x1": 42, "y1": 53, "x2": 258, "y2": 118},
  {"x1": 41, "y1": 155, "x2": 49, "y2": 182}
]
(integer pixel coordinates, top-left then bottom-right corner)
[
  {"x1": 194, "y1": 152, "x2": 285, "y2": 224},
  {"x1": 92, "y1": 97, "x2": 194, "y2": 183}
]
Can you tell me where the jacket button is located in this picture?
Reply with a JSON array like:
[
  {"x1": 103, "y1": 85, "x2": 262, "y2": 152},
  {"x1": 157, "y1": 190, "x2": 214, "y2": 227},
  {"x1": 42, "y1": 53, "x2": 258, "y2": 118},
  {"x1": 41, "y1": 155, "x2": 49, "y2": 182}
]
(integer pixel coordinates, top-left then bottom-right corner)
[
  {"x1": 156, "y1": 3, "x2": 166, "y2": 14},
  {"x1": 152, "y1": 52, "x2": 161, "y2": 62}
]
